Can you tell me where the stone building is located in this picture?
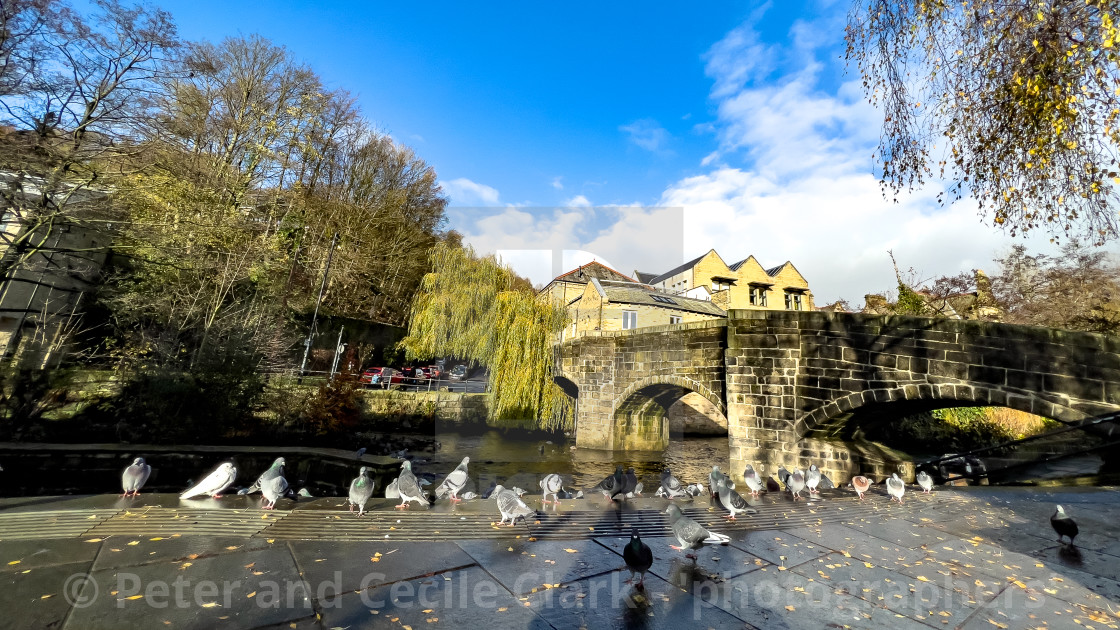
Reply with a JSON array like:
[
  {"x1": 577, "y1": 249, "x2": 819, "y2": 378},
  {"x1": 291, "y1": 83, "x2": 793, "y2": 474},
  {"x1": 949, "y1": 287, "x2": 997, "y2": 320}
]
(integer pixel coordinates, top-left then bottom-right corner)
[
  {"x1": 635, "y1": 249, "x2": 814, "y2": 312},
  {"x1": 561, "y1": 278, "x2": 725, "y2": 340},
  {"x1": 539, "y1": 261, "x2": 639, "y2": 306}
]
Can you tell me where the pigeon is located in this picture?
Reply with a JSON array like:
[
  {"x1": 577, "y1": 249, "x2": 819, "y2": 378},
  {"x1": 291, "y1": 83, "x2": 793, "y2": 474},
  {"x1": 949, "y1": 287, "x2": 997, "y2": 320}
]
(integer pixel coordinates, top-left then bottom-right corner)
[
  {"x1": 818, "y1": 473, "x2": 835, "y2": 490},
  {"x1": 660, "y1": 469, "x2": 689, "y2": 499},
  {"x1": 297, "y1": 488, "x2": 313, "y2": 498},
  {"x1": 435, "y1": 456, "x2": 470, "y2": 502},
  {"x1": 261, "y1": 471, "x2": 288, "y2": 510},
  {"x1": 557, "y1": 488, "x2": 583, "y2": 500},
  {"x1": 593, "y1": 466, "x2": 624, "y2": 500},
  {"x1": 418, "y1": 477, "x2": 433, "y2": 487},
  {"x1": 805, "y1": 465, "x2": 822, "y2": 495},
  {"x1": 1051, "y1": 505, "x2": 1078, "y2": 546},
  {"x1": 886, "y1": 473, "x2": 905, "y2": 504},
  {"x1": 685, "y1": 483, "x2": 705, "y2": 497},
  {"x1": 708, "y1": 466, "x2": 729, "y2": 497},
  {"x1": 715, "y1": 478, "x2": 754, "y2": 520},
  {"x1": 916, "y1": 471, "x2": 934, "y2": 494},
  {"x1": 765, "y1": 475, "x2": 781, "y2": 493},
  {"x1": 494, "y1": 484, "x2": 535, "y2": 526},
  {"x1": 627, "y1": 482, "x2": 644, "y2": 498},
  {"x1": 777, "y1": 465, "x2": 792, "y2": 489},
  {"x1": 348, "y1": 466, "x2": 375, "y2": 517},
  {"x1": 623, "y1": 531, "x2": 653, "y2": 588},
  {"x1": 355, "y1": 448, "x2": 367, "y2": 459},
  {"x1": 121, "y1": 457, "x2": 151, "y2": 497},
  {"x1": 384, "y1": 478, "x2": 400, "y2": 499},
  {"x1": 743, "y1": 465, "x2": 764, "y2": 496},
  {"x1": 788, "y1": 469, "x2": 806, "y2": 500},
  {"x1": 394, "y1": 460, "x2": 430, "y2": 509},
  {"x1": 511, "y1": 486, "x2": 527, "y2": 497},
  {"x1": 481, "y1": 481, "x2": 498, "y2": 499},
  {"x1": 180, "y1": 462, "x2": 237, "y2": 499},
  {"x1": 617, "y1": 468, "x2": 638, "y2": 499},
  {"x1": 850, "y1": 475, "x2": 872, "y2": 500},
  {"x1": 540, "y1": 473, "x2": 563, "y2": 504},
  {"x1": 460, "y1": 491, "x2": 479, "y2": 500},
  {"x1": 665, "y1": 504, "x2": 729, "y2": 559},
  {"x1": 245, "y1": 457, "x2": 286, "y2": 495}
]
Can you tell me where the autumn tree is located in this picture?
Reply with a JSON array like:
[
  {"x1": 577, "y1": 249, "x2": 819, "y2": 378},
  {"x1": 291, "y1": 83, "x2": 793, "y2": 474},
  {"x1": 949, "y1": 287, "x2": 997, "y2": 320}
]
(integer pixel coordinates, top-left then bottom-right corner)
[{"x1": 847, "y1": 0, "x2": 1120, "y2": 244}]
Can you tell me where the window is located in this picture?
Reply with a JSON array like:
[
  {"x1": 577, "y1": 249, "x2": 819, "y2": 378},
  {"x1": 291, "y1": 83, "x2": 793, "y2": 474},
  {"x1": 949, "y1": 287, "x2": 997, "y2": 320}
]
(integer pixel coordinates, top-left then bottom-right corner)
[
  {"x1": 749, "y1": 285, "x2": 768, "y2": 307},
  {"x1": 713, "y1": 280, "x2": 730, "y2": 291},
  {"x1": 669, "y1": 315, "x2": 682, "y2": 325},
  {"x1": 785, "y1": 290, "x2": 804, "y2": 310},
  {"x1": 651, "y1": 295, "x2": 676, "y2": 304},
  {"x1": 622, "y1": 310, "x2": 637, "y2": 329}
]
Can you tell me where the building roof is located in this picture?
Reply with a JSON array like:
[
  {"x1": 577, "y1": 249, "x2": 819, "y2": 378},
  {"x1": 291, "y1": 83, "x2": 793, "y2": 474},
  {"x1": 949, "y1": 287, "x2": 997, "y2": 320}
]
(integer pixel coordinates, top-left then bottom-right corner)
[
  {"x1": 540, "y1": 261, "x2": 637, "y2": 294},
  {"x1": 633, "y1": 270, "x2": 658, "y2": 284},
  {"x1": 645, "y1": 252, "x2": 709, "y2": 286},
  {"x1": 600, "y1": 283, "x2": 726, "y2": 317}
]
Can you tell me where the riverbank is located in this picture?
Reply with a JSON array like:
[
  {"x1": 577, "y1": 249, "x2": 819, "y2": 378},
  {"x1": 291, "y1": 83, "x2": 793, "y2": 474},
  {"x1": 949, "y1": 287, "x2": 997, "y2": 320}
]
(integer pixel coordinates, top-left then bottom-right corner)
[{"x1": 1, "y1": 486, "x2": 1117, "y2": 629}]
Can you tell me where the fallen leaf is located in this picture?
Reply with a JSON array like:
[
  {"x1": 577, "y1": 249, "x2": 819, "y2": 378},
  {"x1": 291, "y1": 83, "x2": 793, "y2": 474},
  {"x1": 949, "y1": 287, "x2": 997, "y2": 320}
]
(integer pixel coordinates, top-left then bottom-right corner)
[
  {"x1": 6, "y1": 561, "x2": 19, "y2": 566},
  {"x1": 124, "y1": 595, "x2": 144, "y2": 601},
  {"x1": 150, "y1": 537, "x2": 165, "y2": 541},
  {"x1": 785, "y1": 605, "x2": 795, "y2": 611},
  {"x1": 200, "y1": 602, "x2": 221, "y2": 608},
  {"x1": 246, "y1": 592, "x2": 256, "y2": 598},
  {"x1": 244, "y1": 562, "x2": 255, "y2": 569},
  {"x1": 498, "y1": 607, "x2": 508, "y2": 612},
  {"x1": 917, "y1": 576, "x2": 930, "y2": 582},
  {"x1": 85, "y1": 538, "x2": 103, "y2": 543},
  {"x1": 40, "y1": 594, "x2": 52, "y2": 600},
  {"x1": 564, "y1": 548, "x2": 578, "y2": 553},
  {"x1": 127, "y1": 541, "x2": 140, "y2": 546}
]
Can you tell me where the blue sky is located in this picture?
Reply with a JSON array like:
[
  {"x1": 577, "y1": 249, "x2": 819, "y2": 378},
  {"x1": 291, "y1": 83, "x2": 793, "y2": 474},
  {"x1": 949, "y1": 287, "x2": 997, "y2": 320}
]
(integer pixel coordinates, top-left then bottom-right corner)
[{"x1": 154, "y1": 0, "x2": 1095, "y2": 303}]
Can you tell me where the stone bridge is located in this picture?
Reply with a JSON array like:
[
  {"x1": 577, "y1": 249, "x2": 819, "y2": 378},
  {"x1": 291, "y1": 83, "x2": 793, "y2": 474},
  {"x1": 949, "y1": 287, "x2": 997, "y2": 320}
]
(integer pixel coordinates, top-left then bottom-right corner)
[{"x1": 554, "y1": 310, "x2": 1120, "y2": 481}]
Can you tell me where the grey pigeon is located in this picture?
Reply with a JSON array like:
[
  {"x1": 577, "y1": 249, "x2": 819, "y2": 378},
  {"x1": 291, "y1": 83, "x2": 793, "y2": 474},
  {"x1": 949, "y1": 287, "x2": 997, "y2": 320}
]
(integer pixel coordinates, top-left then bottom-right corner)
[
  {"x1": 627, "y1": 482, "x2": 644, "y2": 498},
  {"x1": 348, "y1": 466, "x2": 375, "y2": 517},
  {"x1": 481, "y1": 481, "x2": 497, "y2": 499},
  {"x1": 1051, "y1": 505, "x2": 1078, "y2": 546},
  {"x1": 593, "y1": 466, "x2": 624, "y2": 500},
  {"x1": 180, "y1": 462, "x2": 237, "y2": 499},
  {"x1": 459, "y1": 491, "x2": 479, "y2": 500},
  {"x1": 494, "y1": 484, "x2": 535, "y2": 526},
  {"x1": 660, "y1": 469, "x2": 688, "y2": 499},
  {"x1": 384, "y1": 478, "x2": 400, "y2": 499},
  {"x1": 121, "y1": 457, "x2": 151, "y2": 497},
  {"x1": 916, "y1": 471, "x2": 934, "y2": 494},
  {"x1": 788, "y1": 469, "x2": 806, "y2": 500},
  {"x1": 743, "y1": 465, "x2": 763, "y2": 496},
  {"x1": 685, "y1": 483, "x2": 705, "y2": 497},
  {"x1": 665, "y1": 504, "x2": 729, "y2": 559},
  {"x1": 557, "y1": 488, "x2": 583, "y2": 500},
  {"x1": 818, "y1": 473, "x2": 835, "y2": 490},
  {"x1": 716, "y1": 478, "x2": 754, "y2": 520},
  {"x1": 540, "y1": 473, "x2": 563, "y2": 504},
  {"x1": 511, "y1": 486, "x2": 527, "y2": 497},
  {"x1": 805, "y1": 465, "x2": 822, "y2": 495},
  {"x1": 435, "y1": 456, "x2": 470, "y2": 502},
  {"x1": 886, "y1": 473, "x2": 905, "y2": 504},
  {"x1": 708, "y1": 465, "x2": 729, "y2": 497},
  {"x1": 261, "y1": 472, "x2": 288, "y2": 510},
  {"x1": 623, "y1": 531, "x2": 653, "y2": 588},
  {"x1": 246, "y1": 457, "x2": 286, "y2": 495},
  {"x1": 355, "y1": 448, "x2": 366, "y2": 459},
  {"x1": 617, "y1": 468, "x2": 638, "y2": 499},
  {"x1": 394, "y1": 460, "x2": 430, "y2": 509},
  {"x1": 297, "y1": 488, "x2": 313, "y2": 498},
  {"x1": 777, "y1": 465, "x2": 792, "y2": 489}
]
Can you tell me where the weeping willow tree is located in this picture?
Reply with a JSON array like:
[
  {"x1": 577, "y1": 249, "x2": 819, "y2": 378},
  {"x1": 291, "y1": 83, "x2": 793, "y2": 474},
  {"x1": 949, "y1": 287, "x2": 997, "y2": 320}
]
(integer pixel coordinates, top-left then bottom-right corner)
[{"x1": 401, "y1": 243, "x2": 572, "y2": 430}]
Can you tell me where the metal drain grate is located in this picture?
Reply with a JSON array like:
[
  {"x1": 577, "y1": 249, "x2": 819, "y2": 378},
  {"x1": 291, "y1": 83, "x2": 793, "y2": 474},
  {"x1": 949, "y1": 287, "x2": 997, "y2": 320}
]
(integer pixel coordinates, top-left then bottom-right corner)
[
  {"x1": 0, "y1": 509, "x2": 119, "y2": 540},
  {"x1": 85, "y1": 507, "x2": 289, "y2": 538}
]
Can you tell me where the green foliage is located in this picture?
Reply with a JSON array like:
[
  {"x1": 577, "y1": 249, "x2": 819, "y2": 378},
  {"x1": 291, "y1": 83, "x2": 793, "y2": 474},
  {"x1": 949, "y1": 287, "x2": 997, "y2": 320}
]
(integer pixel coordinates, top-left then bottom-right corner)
[
  {"x1": 401, "y1": 243, "x2": 572, "y2": 430},
  {"x1": 303, "y1": 372, "x2": 362, "y2": 435},
  {"x1": 0, "y1": 369, "x2": 73, "y2": 441},
  {"x1": 894, "y1": 281, "x2": 928, "y2": 316}
]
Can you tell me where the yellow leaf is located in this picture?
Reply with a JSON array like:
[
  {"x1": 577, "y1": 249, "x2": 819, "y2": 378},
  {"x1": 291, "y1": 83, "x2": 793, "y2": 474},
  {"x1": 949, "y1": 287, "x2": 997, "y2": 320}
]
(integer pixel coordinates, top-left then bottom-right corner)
[
  {"x1": 85, "y1": 538, "x2": 103, "y2": 543},
  {"x1": 266, "y1": 539, "x2": 275, "y2": 544},
  {"x1": 6, "y1": 561, "x2": 19, "y2": 566},
  {"x1": 150, "y1": 537, "x2": 165, "y2": 541},
  {"x1": 124, "y1": 595, "x2": 144, "y2": 601},
  {"x1": 225, "y1": 546, "x2": 239, "y2": 551},
  {"x1": 200, "y1": 602, "x2": 221, "y2": 608},
  {"x1": 564, "y1": 548, "x2": 578, "y2": 553},
  {"x1": 423, "y1": 609, "x2": 433, "y2": 614},
  {"x1": 127, "y1": 541, "x2": 140, "y2": 546},
  {"x1": 40, "y1": 594, "x2": 52, "y2": 600},
  {"x1": 865, "y1": 562, "x2": 874, "y2": 568},
  {"x1": 785, "y1": 605, "x2": 796, "y2": 611},
  {"x1": 917, "y1": 576, "x2": 930, "y2": 582},
  {"x1": 246, "y1": 591, "x2": 256, "y2": 598}
]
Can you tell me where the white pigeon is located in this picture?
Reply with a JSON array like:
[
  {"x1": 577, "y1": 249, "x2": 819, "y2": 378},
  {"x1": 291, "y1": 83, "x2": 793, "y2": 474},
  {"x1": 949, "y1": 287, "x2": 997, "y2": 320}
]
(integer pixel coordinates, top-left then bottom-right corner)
[
  {"x1": 805, "y1": 465, "x2": 822, "y2": 495},
  {"x1": 121, "y1": 457, "x2": 151, "y2": 497},
  {"x1": 788, "y1": 469, "x2": 806, "y2": 500},
  {"x1": 261, "y1": 472, "x2": 288, "y2": 510},
  {"x1": 916, "y1": 471, "x2": 934, "y2": 494},
  {"x1": 180, "y1": 463, "x2": 237, "y2": 500},
  {"x1": 886, "y1": 473, "x2": 906, "y2": 504},
  {"x1": 384, "y1": 478, "x2": 400, "y2": 499},
  {"x1": 435, "y1": 456, "x2": 470, "y2": 503},
  {"x1": 494, "y1": 484, "x2": 535, "y2": 526},
  {"x1": 540, "y1": 473, "x2": 563, "y2": 504}
]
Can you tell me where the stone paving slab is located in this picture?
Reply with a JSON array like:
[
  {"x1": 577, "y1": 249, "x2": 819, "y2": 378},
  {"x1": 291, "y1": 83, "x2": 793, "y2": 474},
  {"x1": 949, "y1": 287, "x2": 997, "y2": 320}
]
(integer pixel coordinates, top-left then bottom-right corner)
[
  {"x1": 90, "y1": 535, "x2": 274, "y2": 572},
  {"x1": 289, "y1": 539, "x2": 476, "y2": 595},
  {"x1": 723, "y1": 529, "x2": 830, "y2": 569},
  {"x1": 1, "y1": 538, "x2": 101, "y2": 572},
  {"x1": 594, "y1": 534, "x2": 768, "y2": 583},
  {"x1": 456, "y1": 538, "x2": 624, "y2": 595},
  {"x1": 0, "y1": 560, "x2": 93, "y2": 630}
]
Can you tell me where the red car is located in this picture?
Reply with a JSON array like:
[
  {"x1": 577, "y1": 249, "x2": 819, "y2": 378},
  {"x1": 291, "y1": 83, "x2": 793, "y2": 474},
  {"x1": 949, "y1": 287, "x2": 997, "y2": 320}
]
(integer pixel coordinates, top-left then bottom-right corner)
[
  {"x1": 426, "y1": 365, "x2": 442, "y2": 379},
  {"x1": 360, "y1": 367, "x2": 396, "y2": 388}
]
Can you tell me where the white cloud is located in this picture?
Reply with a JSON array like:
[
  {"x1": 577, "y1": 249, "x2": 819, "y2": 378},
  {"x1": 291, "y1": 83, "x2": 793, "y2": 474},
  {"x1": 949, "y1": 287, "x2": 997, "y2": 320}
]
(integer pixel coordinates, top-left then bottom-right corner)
[
  {"x1": 620, "y1": 118, "x2": 671, "y2": 153},
  {"x1": 565, "y1": 195, "x2": 592, "y2": 208},
  {"x1": 442, "y1": 178, "x2": 501, "y2": 205},
  {"x1": 551, "y1": 176, "x2": 564, "y2": 190},
  {"x1": 657, "y1": 8, "x2": 1074, "y2": 305}
]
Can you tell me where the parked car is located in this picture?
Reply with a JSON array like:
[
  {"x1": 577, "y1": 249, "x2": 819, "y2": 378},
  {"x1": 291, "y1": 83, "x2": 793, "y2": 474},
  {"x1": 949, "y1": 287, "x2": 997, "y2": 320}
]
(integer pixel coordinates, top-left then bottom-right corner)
[
  {"x1": 449, "y1": 365, "x2": 468, "y2": 381},
  {"x1": 427, "y1": 365, "x2": 442, "y2": 379},
  {"x1": 360, "y1": 367, "x2": 394, "y2": 388}
]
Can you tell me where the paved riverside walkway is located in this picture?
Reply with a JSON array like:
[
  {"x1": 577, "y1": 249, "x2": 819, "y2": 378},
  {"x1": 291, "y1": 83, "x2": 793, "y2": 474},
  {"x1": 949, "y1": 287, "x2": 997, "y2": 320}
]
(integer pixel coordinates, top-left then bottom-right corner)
[{"x1": 1, "y1": 486, "x2": 1118, "y2": 630}]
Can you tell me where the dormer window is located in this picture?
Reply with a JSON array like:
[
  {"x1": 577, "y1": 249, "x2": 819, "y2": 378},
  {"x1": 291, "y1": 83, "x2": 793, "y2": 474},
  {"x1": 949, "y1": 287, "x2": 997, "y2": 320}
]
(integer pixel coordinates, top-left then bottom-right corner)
[
  {"x1": 784, "y1": 289, "x2": 806, "y2": 310},
  {"x1": 749, "y1": 284, "x2": 769, "y2": 307}
]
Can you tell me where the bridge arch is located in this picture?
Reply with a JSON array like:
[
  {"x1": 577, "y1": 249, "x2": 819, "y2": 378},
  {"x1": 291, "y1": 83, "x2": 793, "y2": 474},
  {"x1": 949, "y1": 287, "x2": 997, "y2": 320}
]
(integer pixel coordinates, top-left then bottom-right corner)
[
  {"x1": 610, "y1": 375, "x2": 727, "y2": 450},
  {"x1": 794, "y1": 383, "x2": 1087, "y2": 441}
]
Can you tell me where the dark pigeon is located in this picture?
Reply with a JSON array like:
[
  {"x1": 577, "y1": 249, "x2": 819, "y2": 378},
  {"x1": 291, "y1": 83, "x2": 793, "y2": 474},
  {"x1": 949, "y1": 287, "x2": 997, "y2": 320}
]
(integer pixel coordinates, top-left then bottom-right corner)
[{"x1": 623, "y1": 531, "x2": 653, "y2": 588}]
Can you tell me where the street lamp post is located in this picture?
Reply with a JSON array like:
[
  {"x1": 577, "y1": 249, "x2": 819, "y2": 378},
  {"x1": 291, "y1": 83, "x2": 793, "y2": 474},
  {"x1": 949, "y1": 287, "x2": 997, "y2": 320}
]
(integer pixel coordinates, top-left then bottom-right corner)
[{"x1": 298, "y1": 231, "x2": 340, "y2": 381}]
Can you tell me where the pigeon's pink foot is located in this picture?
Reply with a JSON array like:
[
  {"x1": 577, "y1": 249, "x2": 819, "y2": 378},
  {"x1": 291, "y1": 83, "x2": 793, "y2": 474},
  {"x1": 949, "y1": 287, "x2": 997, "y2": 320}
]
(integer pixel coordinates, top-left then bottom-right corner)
[
  {"x1": 394, "y1": 503, "x2": 408, "y2": 509},
  {"x1": 669, "y1": 545, "x2": 683, "y2": 551},
  {"x1": 450, "y1": 497, "x2": 462, "y2": 503},
  {"x1": 348, "y1": 504, "x2": 355, "y2": 512},
  {"x1": 213, "y1": 494, "x2": 223, "y2": 499}
]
